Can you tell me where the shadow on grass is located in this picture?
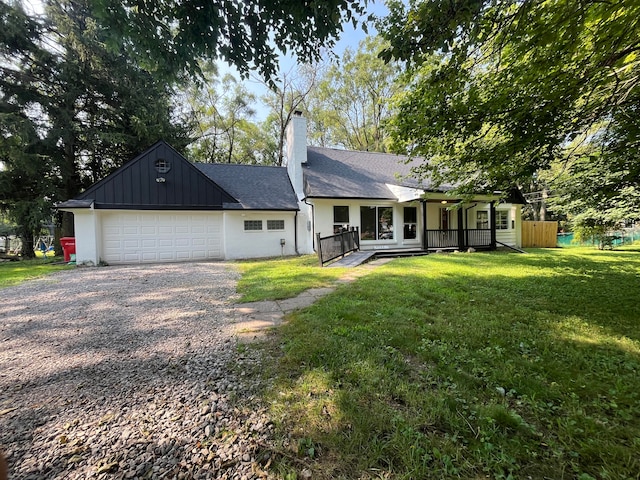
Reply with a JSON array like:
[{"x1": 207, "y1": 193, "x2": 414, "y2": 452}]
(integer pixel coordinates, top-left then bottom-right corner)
[{"x1": 263, "y1": 249, "x2": 640, "y2": 479}]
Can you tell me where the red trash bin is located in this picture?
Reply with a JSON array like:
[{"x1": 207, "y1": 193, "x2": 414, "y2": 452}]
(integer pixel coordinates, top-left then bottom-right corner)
[{"x1": 60, "y1": 237, "x2": 76, "y2": 262}]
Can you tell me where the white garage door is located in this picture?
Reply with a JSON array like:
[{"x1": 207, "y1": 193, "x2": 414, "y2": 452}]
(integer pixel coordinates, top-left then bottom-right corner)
[{"x1": 101, "y1": 211, "x2": 223, "y2": 264}]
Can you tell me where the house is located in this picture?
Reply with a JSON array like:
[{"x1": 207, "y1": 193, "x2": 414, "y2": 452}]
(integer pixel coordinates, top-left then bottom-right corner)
[{"x1": 58, "y1": 113, "x2": 524, "y2": 265}]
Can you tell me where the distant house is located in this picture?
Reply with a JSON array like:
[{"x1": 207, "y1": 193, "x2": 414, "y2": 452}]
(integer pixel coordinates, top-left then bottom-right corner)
[{"x1": 58, "y1": 113, "x2": 524, "y2": 265}]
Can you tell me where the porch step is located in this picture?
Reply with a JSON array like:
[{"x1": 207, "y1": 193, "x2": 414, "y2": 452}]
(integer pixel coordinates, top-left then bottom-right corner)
[
  {"x1": 327, "y1": 251, "x2": 377, "y2": 267},
  {"x1": 373, "y1": 248, "x2": 430, "y2": 258}
]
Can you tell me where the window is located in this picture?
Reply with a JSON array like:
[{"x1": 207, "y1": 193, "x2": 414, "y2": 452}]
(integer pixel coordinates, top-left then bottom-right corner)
[
  {"x1": 440, "y1": 208, "x2": 450, "y2": 230},
  {"x1": 267, "y1": 219, "x2": 285, "y2": 230},
  {"x1": 244, "y1": 220, "x2": 262, "y2": 231},
  {"x1": 154, "y1": 158, "x2": 171, "y2": 173},
  {"x1": 403, "y1": 207, "x2": 417, "y2": 239},
  {"x1": 476, "y1": 211, "x2": 489, "y2": 229},
  {"x1": 333, "y1": 206, "x2": 349, "y2": 234},
  {"x1": 360, "y1": 206, "x2": 394, "y2": 240},
  {"x1": 496, "y1": 211, "x2": 509, "y2": 230}
]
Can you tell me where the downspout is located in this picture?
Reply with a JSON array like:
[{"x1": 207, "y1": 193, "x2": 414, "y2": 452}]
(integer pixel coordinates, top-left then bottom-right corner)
[
  {"x1": 294, "y1": 210, "x2": 299, "y2": 255},
  {"x1": 303, "y1": 198, "x2": 316, "y2": 251}
]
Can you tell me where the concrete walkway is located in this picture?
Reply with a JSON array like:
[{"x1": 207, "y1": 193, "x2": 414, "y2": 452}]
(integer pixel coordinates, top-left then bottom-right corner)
[{"x1": 231, "y1": 258, "x2": 391, "y2": 342}]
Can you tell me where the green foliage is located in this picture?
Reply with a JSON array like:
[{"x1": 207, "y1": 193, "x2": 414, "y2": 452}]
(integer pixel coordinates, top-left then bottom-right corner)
[
  {"x1": 0, "y1": 0, "x2": 192, "y2": 242},
  {"x1": 379, "y1": 0, "x2": 640, "y2": 203},
  {"x1": 87, "y1": 0, "x2": 370, "y2": 83},
  {"x1": 185, "y1": 69, "x2": 268, "y2": 164},
  {"x1": 305, "y1": 36, "x2": 402, "y2": 151},
  {"x1": 258, "y1": 249, "x2": 640, "y2": 478}
]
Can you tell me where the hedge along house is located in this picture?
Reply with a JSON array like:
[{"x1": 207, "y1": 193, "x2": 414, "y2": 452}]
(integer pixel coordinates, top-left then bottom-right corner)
[
  {"x1": 59, "y1": 113, "x2": 524, "y2": 265},
  {"x1": 57, "y1": 141, "x2": 302, "y2": 265},
  {"x1": 286, "y1": 113, "x2": 525, "y2": 255}
]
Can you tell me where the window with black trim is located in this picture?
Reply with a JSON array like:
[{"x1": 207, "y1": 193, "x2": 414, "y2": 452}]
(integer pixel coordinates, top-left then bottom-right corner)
[
  {"x1": 244, "y1": 220, "x2": 262, "y2": 231},
  {"x1": 403, "y1": 207, "x2": 417, "y2": 239},
  {"x1": 476, "y1": 211, "x2": 489, "y2": 229},
  {"x1": 333, "y1": 206, "x2": 350, "y2": 234},
  {"x1": 360, "y1": 206, "x2": 394, "y2": 240},
  {"x1": 267, "y1": 220, "x2": 285, "y2": 230},
  {"x1": 496, "y1": 210, "x2": 509, "y2": 230}
]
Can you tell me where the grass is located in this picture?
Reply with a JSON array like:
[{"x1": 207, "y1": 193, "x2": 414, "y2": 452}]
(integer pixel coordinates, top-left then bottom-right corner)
[
  {"x1": 234, "y1": 255, "x2": 348, "y2": 302},
  {"x1": 245, "y1": 247, "x2": 640, "y2": 479},
  {"x1": 0, "y1": 257, "x2": 72, "y2": 289}
]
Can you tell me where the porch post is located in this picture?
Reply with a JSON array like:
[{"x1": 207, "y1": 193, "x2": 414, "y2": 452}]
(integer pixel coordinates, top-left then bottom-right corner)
[
  {"x1": 490, "y1": 202, "x2": 497, "y2": 250},
  {"x1": 422, "y1": 200, "x2": 428, "y2": 251},
  {"x1": 457, "y1": 207, "x2": 465, "y2": 250}
]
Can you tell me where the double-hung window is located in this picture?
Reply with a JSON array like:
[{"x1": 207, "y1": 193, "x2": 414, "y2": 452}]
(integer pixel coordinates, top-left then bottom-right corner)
[
  {"x1": 496, "y1": 211, "x2": 509, "y2": 230},
  {"x1": 403, "y1": 207, "x2": 417, "y2": 239},
  {"x1": 333, "y1": 206, "x2": 350, "y2": 234},
  {"x1": 476, "y1": 211, "x2": 489, "y2": 229}
]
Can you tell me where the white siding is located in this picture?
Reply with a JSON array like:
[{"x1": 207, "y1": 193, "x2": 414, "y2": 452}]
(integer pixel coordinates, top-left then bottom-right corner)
[{"x1": 223, "y1": 211, "x2": 298, "y2": 259}]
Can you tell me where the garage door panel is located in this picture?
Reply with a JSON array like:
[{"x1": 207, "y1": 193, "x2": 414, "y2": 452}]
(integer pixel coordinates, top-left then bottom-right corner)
[{"x1": 101, "y1": 212, "x2": 223, "y2": 264}]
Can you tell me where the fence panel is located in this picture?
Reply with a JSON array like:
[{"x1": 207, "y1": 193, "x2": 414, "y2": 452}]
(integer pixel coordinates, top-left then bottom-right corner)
[
  {"x1": 466, "y1": 229, "x2": 492, "y2": 247},
  {"x1": 522, "y1": 221, "x2": 558, "y2": 248},
  {"x1": 316, "y1": 229, "x2": 360, "y2": 266},
  {"x1": 426, "y1": 230, "x2": 459, "y2": 249}
]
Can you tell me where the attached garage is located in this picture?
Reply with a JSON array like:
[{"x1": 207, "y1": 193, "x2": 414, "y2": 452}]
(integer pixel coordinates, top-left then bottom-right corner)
[
  {"x1": 100, "y1": 211, "x2": 223, "y2": 264},
  {"x1": 58, "y1": 141, "x2": 302, "y2": 265}
]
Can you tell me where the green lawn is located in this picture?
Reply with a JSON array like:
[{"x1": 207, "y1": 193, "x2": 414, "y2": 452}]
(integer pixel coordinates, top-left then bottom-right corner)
[
  {"x1": 0, "y1": 257, "x2": 72, "y2": 289},
  {"x1": 247, "y1": 248, "x2": 640, "y2": 479},
  {"x1": 235, "y1": 255, "x2": 348, "y2": 302}
]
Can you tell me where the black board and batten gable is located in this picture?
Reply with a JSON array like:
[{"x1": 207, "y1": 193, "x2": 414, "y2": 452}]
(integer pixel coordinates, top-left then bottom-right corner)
[{"x1": 66, "y1": 141, "x2": 239, "y2": 210}]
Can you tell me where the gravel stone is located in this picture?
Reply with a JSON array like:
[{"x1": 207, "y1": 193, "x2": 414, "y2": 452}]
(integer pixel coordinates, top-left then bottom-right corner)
[{"x1": 0, "y1": 263, "x2": 279, "y2": 479}]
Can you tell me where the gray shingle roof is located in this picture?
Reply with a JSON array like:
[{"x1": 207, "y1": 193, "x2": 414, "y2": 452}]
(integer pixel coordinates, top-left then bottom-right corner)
[
  {"x1": 304, "y1": 147, "x2": 455, "y2": 199},
  {"x1": 195, "y1": 163, "x2": 299, "y2": 210}
]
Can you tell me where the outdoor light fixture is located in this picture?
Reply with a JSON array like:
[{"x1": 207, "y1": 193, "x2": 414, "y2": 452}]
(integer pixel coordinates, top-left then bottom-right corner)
[
  {"x1": 441, "y1": 200, "x2": 447, "y2": 204},
  {"x1": 156, "y1": 177, "x2": 166, "y2": 183}
]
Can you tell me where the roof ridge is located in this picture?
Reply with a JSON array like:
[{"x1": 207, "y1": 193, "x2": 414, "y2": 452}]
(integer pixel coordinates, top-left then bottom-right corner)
[
  {"x1": 307, "y1": 145, "x2": 409, "y2": 158},
  {"x1": 194, "y1": 162, "x2": 285, "y2": 170}
]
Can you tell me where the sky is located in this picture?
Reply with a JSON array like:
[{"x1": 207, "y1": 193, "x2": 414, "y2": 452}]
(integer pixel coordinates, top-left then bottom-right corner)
[{"x1": 226, "y1": 0, "x2": 391, "y2": 121}]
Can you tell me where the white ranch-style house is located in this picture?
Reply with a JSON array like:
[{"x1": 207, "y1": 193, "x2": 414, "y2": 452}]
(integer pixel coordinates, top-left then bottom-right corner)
[{"x1": 58, "y1": 113, "x2": 524, "y2": 265}]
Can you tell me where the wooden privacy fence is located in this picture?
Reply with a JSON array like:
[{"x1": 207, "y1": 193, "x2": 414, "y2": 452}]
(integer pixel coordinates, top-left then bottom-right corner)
[{"x1": 522, "y1": 221, "x2": 558, "y2": 248}]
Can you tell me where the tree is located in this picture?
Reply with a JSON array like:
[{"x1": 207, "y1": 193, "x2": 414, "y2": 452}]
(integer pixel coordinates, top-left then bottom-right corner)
[
  {"x1": 261, "y1": 65, "x2": 320, "y2": 166},
  {"x1": 379, "y1": 0, "x2": 640, "y2": 198},
  {"x1": 87, "y1": 0, "x2": 369, "y2": 82},
  {"x1": 305, "y1": 35, "x2": 402, "y2": 151},
  {"x1": 0, "y1": 0, "x2": 191, "y2": 252},
  {"x1": 0, "y1": 111, "x2": 55, "y2": 258},
  {"x1": 185, "y1": 68, "x2": 263, "y2": 164}
]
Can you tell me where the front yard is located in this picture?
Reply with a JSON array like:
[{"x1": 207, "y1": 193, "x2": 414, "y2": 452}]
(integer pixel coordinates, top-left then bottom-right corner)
[
  {"x1": 244, "y1": 248, "x2": 640, "y2": 479},
  {"x1": 0, "y1": 258, "x2": 72, "y2": 290}
]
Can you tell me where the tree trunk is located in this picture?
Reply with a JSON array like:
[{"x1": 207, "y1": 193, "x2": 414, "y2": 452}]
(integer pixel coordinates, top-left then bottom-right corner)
[{"x1": 19, "y1": 228, "x2": 35, "y2": 259}]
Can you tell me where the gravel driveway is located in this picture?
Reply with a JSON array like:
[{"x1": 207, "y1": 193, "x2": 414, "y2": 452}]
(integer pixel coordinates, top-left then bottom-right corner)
[{"x1": 0, "y1": 262, "x2": 276, "y2": 480}]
